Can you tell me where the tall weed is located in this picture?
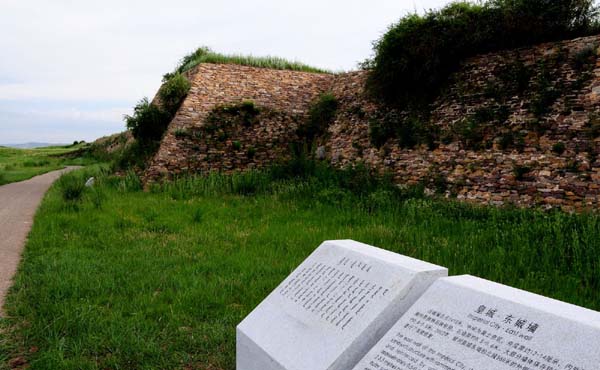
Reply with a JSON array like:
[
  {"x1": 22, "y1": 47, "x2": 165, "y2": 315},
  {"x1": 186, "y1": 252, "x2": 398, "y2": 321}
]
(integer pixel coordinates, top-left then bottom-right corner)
[{"x1": 57, "y1": 173, "x2": 86, "y2": 202}]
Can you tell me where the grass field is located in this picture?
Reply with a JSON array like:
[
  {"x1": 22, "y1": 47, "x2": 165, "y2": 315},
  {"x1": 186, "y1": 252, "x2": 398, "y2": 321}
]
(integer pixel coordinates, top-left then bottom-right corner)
[
  {"x1": 0, "y1": 145, "x2": 91, "y2": 185},
  {"x1": 1, "y1": 165, "x2": 599, "y2": 369}
]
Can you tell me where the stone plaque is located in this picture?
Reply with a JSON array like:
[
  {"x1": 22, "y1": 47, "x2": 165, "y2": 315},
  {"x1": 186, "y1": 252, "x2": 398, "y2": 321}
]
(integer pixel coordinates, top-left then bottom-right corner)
[
  {"x1": 353, "y1": 275, "x2": 600, "y2": 370},
  {"x1": 236, "y1": 240, "x2": 448, "y2": 370}
]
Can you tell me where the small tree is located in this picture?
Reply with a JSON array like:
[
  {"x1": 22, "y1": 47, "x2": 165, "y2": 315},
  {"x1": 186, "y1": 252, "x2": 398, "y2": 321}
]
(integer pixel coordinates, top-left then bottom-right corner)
[{"x1": 124, "y1": 98, "x2": 172, "y2": 142}]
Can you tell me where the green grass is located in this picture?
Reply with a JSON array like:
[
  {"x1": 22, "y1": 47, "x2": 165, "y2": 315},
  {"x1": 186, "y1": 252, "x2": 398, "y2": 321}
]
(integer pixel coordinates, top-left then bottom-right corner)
[
  {"x1": 1, "y1": 166, "x2": 599, "y2": 369},
  {"x1": 168, "y1": 47, "x2": 331, "y2": 78},
  {"x1": 0, "y1": 144, "x2": 94, "y2": 185}
]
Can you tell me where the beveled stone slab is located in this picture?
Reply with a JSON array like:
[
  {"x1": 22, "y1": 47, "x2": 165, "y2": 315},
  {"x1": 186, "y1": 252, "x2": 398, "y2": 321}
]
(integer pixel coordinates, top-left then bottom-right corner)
[
  {"x1": 353, "y1": 275, "x2": 600, "y2": 370},
  {"x1": 236, "y1": 240, "x2": 448, "y2": 370}
]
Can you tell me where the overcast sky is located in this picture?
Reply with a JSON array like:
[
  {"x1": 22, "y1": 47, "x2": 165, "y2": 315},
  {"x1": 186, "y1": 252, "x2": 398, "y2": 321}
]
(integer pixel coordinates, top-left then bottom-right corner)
[{"x1": 0, "y1": 0, "x2": 451, "y2": 144}]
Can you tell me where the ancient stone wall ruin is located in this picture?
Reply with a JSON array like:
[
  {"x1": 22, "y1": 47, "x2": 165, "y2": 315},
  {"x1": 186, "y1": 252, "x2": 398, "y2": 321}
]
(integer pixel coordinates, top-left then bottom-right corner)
[
  {"x1": 146, "y1": 35, "x2": 600, "y2": 211},
  {"x1": 145, "y1": 63, "x2": 334, "y2": 179}
]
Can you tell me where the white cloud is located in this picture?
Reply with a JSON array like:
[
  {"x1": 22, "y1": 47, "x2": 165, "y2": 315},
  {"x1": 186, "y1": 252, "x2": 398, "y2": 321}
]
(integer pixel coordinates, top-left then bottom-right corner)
[{"x1": 24, "y1": 107, "x2": 127, "y2": 123}]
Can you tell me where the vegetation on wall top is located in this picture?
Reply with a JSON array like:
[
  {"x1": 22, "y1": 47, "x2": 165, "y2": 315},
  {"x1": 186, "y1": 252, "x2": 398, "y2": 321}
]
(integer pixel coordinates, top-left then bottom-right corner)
[
  {"x1": 163, "y1": 47, "x2": 330, "y2": 80},
  {"x1": 365, "y1": 0, "x2": 600, "y2": 108},
  {"x1": 158, "y1": 72, "x2": 192, "y2": 116}
]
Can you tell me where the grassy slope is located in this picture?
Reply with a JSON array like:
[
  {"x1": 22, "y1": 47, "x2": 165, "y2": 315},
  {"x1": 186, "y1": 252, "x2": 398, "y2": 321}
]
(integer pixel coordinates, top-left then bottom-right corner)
[
  {"x1": 0, "y1": 145, "x2": 91, "y2": 185},
  {"x1": 1, "y1": 167, "x2": 598, "y2": 369}
]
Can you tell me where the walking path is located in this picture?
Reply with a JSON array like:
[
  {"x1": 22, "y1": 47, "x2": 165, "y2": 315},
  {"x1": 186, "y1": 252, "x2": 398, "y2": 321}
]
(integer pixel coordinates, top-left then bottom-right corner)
[{"x1": 0, "y1": 166, "x2": 81, "y2": 315}]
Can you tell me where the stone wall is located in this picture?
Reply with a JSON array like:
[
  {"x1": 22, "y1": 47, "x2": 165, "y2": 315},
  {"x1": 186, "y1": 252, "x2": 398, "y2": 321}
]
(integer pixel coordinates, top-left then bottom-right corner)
[
  {"x1": 144, "y1": 63, "x2": 334, "y2": 179},
  {"x1": 327, "y1": 35, "x2": 600, "y2": 212},
  {"x1": 145, "y1": 35, "x2": 600, "y2": 211}
]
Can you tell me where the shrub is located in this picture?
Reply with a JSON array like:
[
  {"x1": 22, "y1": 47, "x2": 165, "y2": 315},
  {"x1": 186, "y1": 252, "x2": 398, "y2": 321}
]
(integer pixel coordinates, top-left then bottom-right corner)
[
  {"x1": 122, "y1": 74, "x2": 188, "y2": 171},
  {"x1": 238, "y1": 101, "x2": 260, "y2": 126},
  {"x1": 369, "y1": 110, "x2": 436, "y2": 149},
  {"x1": 473, "y1": 106, "x2": 496, "y2": 123},
  {"x1": 530, "y1": 61, "x2": 562, "y2": 117},
  {"x1": 58, "y1": 174, "x2": 86, "y2": 202},
  {"x1": 369, "y1": 116, "x2": 395, "y2": 148},
  {"x1": 425, "y1": 165, "x2": 449, "y2": 194},
  {"x1": 397, "y1": 115, "x2": 436, "y2": 149},
  {"x1": 553, "y1": 142, "x2": 567, "y2": 155},
  {"x1": 573, "y1": 69, "x2": 595, "y2": 91},
  {"x1": 232, "y1": 141, "x2": 242, "y2": 150},
  {"x1": 566, "y1": 158, "x2": 581, "y2": 172},
  {"x1": 158, "y1": 73, "x2": 191, "y2": 116},
  {"x1": 498, "y1": 59, "x2": 533, "y2": 94},
  {"x1": 115, "y1": 170, "x2": 143, "y2": 193},
  {"x1": 453, "y1": 118, "x2": 485, "y2": 150},
  {"x1": 494, "y1": 0, "x2": 598, "y2": 43},
  {"x1": 113, "y1": 140, "x2": 160, "y2": 171},
  {"x1": 239, "y1": 100, "x2": 259, "y2": 113},
  {"x1": 247, "y1": 146, "x2": 257, "y2": 158},
  {"x1": 205, "y1": 101, "x2": 261, "y2": 133},
  {"x1": 217, "y1": 131, "x2": 229, "y2": 142},
  {"x1": 174, "y1": 129, "x2": 190, "y2": 139},
  {"x1": 336, "y1": 163, "x2": 395, "y2": 197},
  {"x1": 0, "y1": 170, "x2": 6, "y2": 184},
  {"x1": 498, "y1": 131, "x2": 515, "y2": 150},
  {"x1": 572, "y1": 44, "x2": 598, "y2": 71},
  {"x1": 268, "y1": 151, "x2": 316, "y2": 180},
  {"x1": 299, "y1": 93, "x2": 339, "y2": 144},
  {"x1": 365, "y1": 0, "x2": 599, "y2": 108},
  {"x1": 124, "y1": 98, "x2": 172, "y2": 142},
  {"x1": 513, "y1": 164, "x2": 531, "y2": 181},
  {"x1": 525, "y1": 118, "x2": 550, "y2": 136},
  {"x1": 515, "y1": 133, "x2": 526, "y2": 152}
]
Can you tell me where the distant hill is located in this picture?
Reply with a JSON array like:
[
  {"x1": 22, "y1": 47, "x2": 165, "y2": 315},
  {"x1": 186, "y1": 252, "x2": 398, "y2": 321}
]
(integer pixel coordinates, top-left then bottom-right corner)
[{"x1": 0, "y1": 142, "x2": 68, "y2": 149}]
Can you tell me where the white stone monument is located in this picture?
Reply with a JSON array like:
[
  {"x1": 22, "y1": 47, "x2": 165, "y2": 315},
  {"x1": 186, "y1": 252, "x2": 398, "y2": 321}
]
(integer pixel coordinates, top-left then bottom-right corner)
[
  {"x1": 353, "y1": 275, "x2": 600, "y2": 370},
  {"x1": 236, "y1": 240, "x2": 448, "y2": 370}
]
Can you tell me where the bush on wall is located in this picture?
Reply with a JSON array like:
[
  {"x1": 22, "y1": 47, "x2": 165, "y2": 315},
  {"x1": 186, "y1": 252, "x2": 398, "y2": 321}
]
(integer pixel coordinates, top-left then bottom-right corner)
[
  {"x1": 124, "y1": 98, "x2": 172, "y2": 143},
  {"x1": 122, "y1": 72, "x2": 191, "y2": 169},
  {"x1": 368, "y1": 110, "x2": 438, "y2": 149},
  {"x1": 204, "y1": 101, "x2": 261, "y2": 133},
  {"x1": 159, "y1": 73, "x2": 191, "y2": 116},
  {"x1": 298, "y1": 93, "x2": 339, "y2": 144},
  {"x1": 365, "y1": 0, "x2": 599, "y2": 108}
]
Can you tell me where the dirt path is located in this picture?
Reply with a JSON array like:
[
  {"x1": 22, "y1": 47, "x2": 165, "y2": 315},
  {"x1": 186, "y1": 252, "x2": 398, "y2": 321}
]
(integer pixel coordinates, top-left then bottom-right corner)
[{"x1": 0, "y1": 166, "x2": 81, "y2": 315}]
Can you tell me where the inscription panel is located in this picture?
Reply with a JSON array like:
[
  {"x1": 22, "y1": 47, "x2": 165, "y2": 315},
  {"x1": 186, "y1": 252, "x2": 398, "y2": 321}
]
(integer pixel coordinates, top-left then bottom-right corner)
[
  {"x1": 354, "y1": 276, "x2": 600, "y2": 370},
  {"x1": 279, "y1": 258, "x2": 390, "y2": 331},
  {"x1": 237, "y1": 240, "x2": 448, "y2": 370}
]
